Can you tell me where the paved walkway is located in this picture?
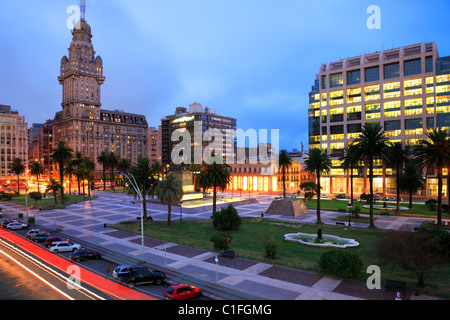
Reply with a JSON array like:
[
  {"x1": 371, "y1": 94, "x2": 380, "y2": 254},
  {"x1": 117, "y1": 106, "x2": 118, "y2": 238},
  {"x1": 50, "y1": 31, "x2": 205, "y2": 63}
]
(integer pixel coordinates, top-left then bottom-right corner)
[{"x1": 0, "y1": 191, "x2": 443, "y2": 300}]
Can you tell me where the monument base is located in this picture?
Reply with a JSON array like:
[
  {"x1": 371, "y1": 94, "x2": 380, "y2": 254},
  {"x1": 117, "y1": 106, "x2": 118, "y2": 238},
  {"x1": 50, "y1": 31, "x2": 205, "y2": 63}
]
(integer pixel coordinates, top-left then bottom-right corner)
[{"x1": 265, "y1": 198, "x2": 309, "y2": 217}]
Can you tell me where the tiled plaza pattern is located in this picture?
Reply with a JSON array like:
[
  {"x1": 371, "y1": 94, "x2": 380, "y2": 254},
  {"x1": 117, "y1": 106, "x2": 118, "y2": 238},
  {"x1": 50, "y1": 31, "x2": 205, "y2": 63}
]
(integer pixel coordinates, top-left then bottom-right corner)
[{"x1": 0, "y1": 191, "x2": 443, "y2": 300}]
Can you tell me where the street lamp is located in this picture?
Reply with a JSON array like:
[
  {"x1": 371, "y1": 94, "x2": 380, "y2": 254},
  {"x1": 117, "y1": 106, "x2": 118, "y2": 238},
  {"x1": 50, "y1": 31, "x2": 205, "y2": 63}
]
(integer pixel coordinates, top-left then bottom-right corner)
[
  {"x1": 18, "y1": 177, "x2": 28, "y2": 220},
  {"x1": 120, "y1": 171, "x2": 156, "y2": 264},
  {"x1": 178, "y1": 200, "x2": 183, "y2": 222}
]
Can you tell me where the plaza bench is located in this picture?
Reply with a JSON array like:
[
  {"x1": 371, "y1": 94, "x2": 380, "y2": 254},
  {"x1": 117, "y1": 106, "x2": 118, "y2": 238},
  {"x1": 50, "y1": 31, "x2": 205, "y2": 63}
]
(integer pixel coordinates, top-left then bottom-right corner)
[
  {"x1": 385, "y1": 279, "x2": 407, "y2": 293},
  {"x1": 222, "y1": 249, "x2": 235, "y2": 259},
  {"x1": 380, "y1": 212, "x2": 390, "y2": 216},
  {"x1": 336, "y1": 222, "x2": 346, "y2": 226},
  {"x1": 337, "y1": 209, "x2": 347, "y2": 213}
]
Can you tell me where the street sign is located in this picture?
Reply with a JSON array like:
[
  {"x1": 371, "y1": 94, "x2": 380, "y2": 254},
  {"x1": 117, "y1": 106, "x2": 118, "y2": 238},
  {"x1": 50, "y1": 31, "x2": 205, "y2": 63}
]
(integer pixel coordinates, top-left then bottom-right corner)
[
  {"x1": 395, "y1": 291, "x2": 402, "y2": 300},
  {"x1": 215, "y1": 254, "x2": 219, "y2": 263}
]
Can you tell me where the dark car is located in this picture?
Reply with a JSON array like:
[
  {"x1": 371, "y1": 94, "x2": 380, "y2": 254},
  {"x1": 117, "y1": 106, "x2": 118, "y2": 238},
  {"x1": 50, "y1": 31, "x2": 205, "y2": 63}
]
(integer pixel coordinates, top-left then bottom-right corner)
[
  {"x1": 114, "y1": 265, "x2": 166, "y2": 288},
  {"x1": 336, "y1": 194, "x2": 347, "y2": 199},
  {"x1": 70, "y1": 249, "x2": 102, "y2": 262},
  {"x1": 32, "y1": 232, "x2": 51, "y2": 242}
]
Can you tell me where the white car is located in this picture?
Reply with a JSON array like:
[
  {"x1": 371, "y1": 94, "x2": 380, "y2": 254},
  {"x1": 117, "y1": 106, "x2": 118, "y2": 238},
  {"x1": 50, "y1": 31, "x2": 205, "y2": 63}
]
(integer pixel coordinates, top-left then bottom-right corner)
[
  {"x1": 6, "y1": 222, "x2": 28, "y2": 230},
  {"x1": 49, "y1": 241, "x2": 81, "y2": 253}
]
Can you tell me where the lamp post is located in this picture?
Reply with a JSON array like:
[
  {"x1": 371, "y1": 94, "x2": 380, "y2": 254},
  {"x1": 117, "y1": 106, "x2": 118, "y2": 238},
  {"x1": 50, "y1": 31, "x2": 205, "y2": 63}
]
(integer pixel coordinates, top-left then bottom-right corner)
[
  {"x1": 120, "y1": 171, "x2": 156, "y2": 264},
  {"x1": 178, "y1": 200, "x2": 183, "y2": 222},
  {"x1": 347, "y1": 202, "x2": 352, "y2": 227},
  {"x1": 19, "y1": 178, "x2": 28, "y2": 220}
]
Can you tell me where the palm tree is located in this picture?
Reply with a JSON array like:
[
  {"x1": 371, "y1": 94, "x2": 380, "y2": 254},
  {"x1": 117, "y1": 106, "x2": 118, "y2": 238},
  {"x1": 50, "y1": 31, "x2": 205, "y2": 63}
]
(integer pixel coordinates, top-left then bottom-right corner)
[
  {"x1": 197, "y1": 161, "x2": 232, "y2": 215},
  {"x1": 117, "y1": 158, "x2": 131, "y2": 187},
  {"x1": 386, "y1": 142, "x2": 409, "y2": 214},
  {"x1": 279, "y1": 150, "x2": 293, "y2": 198},
  {"x1": 155, "y1": 173, "x2": 183, "y2": 228},
  {"x1": 339, "y1": 143, "x2": 359, "y2": 207},
  {"x1": 64, "y1": 161, "x2": 76, "y2": 196},
  {"x1": 72, "y1": 151, "x2": 84, "y2": 195},
  {"x1": 46, "y1": 179, "x2": 62, "y2": 204},
  {"x1": 51, "y1": 140, "x2": 73, "y2": 204},
  {"x1": 29, "y1": 161, "x2": 45, "y2": 194},
  {"x1": 107, "y1": 151, "x2": 119, "y2": 192},
  {"x1": 75, "y1": 162, "x2": 88, "y2": 199},
  {"x1": 11, "y1": 158, "x2": 26, "y2": 194},
  {"x1": 353, "y1": 124, "x2": 389, "y2": 228},
  {"x1": 127, "y1": 157, "x2": 155, "y2": 220},
  {"x1": 83, "y1": 156, "x2": 96, "y2": 197},
  {"x1": 97, "y1": 151, "x2": 109, "y2": 191},
  {"x1": 398, "y1": 163, "x2": 424, "y2": 209},
  {"x1": 414, "y1": 128, "x2": 450, "y2": 228},
  {"x1": 303, "y1": 148, "x2": 331, "y2": 224}
]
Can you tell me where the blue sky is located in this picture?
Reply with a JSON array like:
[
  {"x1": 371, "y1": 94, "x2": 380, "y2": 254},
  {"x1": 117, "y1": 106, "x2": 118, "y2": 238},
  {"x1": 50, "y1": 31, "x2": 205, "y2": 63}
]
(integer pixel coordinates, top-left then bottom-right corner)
[{"x1": 1, "y1": 0, "x2": 449, "y2": 151}]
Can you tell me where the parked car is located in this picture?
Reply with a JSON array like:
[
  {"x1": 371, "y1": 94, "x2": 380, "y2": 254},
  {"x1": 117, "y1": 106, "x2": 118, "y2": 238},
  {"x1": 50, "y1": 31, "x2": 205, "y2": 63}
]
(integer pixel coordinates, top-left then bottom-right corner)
[
  {"x1": 164, "y1": 283, "x2": 202, "y2": 300},
  {"x1": 32, "y1": 232, "x2": 51, "y2": 242},
  {"x1": 45, "y1": 236, "x2": 65, "y2": 248},
  {"x1": 116, "y1": 266, "x2": 166, "y2": 288},
  {"x1": 336, "y1": 194, "x2": 347, "y2": 199},
  {"x1": 388, "y1": 196, "x2": 403, "y2": 202},
  {"x1": 49, "y1": 241, "x2": 81, "y2": 253},
  {"x1": 112, "y1": 265, "x2": 134, "y2": 279},
  {"x1": 26, "y1": 229, "x2": 42, "y2": 239},
  {"x1": 320, "y1": 194, "x2": 327, "y2": 198},
  {"x1": 70, "y1": 249, "x2": 102, "y2": 262},
  {"x1": 6, "y1": 221, "x2": 28, "y2": 230}
]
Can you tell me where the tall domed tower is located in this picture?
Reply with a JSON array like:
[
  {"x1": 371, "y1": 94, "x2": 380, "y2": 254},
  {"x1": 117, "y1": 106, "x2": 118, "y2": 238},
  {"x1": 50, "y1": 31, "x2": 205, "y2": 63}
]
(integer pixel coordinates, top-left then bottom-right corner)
[
  {"x1": 53, "y1": 1, "x2": 148, "y2": 177},
  {"x1": 58, "y1": 16, "x2": 105, "y2": 120}
]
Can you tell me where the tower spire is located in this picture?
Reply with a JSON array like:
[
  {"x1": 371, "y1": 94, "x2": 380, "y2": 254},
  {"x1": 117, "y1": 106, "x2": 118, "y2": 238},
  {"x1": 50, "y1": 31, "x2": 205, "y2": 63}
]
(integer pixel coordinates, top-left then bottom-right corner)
[{"x1": 80, "y1": 0, "x2": 86, "y2": 21}]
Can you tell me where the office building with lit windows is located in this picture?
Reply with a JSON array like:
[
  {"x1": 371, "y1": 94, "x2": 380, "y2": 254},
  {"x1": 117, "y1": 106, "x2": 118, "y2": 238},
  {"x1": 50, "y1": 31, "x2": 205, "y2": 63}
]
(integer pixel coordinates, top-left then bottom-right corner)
[{"x1": 308, "y1": 42, "x2": 450, "y2": 197}]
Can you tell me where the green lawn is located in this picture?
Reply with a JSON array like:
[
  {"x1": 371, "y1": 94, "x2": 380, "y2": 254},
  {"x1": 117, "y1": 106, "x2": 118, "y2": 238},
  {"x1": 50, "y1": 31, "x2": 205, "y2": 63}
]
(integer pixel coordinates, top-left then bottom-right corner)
[
  {"x1": 8, "y1": 193, "x2": 96, "y2": 210},
  {"x1": 304, "y1": 198, "x2": 446, "y2": 218},
  {"x1": 110, "y1": 217, "x2": 450, "y2": 299}
]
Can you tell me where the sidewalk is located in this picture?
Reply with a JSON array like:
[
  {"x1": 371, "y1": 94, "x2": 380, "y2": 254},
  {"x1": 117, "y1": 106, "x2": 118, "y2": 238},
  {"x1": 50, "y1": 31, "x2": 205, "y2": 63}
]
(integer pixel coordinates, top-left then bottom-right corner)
[{"x1": 0, "y1": 193, "x2": 443, "y2": 301}]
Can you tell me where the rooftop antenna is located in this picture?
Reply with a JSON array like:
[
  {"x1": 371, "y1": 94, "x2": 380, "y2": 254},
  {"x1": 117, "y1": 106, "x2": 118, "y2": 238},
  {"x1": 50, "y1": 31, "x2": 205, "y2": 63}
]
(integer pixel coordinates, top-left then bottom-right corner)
[{"x1": 80, "y1": 0, "x2": 86, "y2": 21}]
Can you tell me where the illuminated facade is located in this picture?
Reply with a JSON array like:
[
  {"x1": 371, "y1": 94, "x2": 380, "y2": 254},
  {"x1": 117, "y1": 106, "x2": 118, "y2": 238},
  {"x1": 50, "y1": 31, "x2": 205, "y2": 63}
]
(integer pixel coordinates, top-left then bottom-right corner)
[
  {"x1": 161, "y1": 103, "x2": 237, "y2": 168},
  {"x1": 309, "y1": 42, "x2": 450, "y2": 197},
  {"x1": 0, "y1": 105, "x2": 28, "y2": 182},
  {"x1": 53, "y1": 18, "x2": 148, "y2": 176}
]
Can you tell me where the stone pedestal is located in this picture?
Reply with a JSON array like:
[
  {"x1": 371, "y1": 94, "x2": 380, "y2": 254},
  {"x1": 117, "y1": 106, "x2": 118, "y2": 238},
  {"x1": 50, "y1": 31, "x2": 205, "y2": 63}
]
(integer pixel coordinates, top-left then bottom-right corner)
[{"x1": 265, "y1": 198, "x2": 309, "y2": 217}]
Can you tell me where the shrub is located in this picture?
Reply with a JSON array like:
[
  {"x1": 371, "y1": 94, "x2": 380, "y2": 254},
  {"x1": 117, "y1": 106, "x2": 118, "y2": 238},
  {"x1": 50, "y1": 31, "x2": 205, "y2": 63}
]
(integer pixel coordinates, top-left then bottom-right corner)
[
  {"x1": 261, "y1": 231, "x2": 278, "y2": 259},
  {"x1": 212, "y1": 204, "x2": 241, "y2": 231},
  {"x1": 27, "y1": 217, "x2": 35, "y2": 224},
  {"x1": 318, "y1": 250, "x2": 363, "y2": 279},
  {"x1": 442, "y1": 204, "x2": 449, "y2": 213},
  {"x1": 351, "y1": 205, "x2": 361, "y2": 218},
  {"x1": 210, "y1": 233, "x2": 233, "y2": 250},
  {"x1": 425, "y1": 199, "x2": 438, "y2": 211}
]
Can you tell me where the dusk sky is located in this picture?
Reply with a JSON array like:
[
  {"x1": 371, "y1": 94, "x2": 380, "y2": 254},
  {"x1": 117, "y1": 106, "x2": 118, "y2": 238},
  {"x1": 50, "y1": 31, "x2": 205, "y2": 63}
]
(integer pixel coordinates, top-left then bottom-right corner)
[{"x1": 1, "y1": 0, "x2": 450, "y2": 151}]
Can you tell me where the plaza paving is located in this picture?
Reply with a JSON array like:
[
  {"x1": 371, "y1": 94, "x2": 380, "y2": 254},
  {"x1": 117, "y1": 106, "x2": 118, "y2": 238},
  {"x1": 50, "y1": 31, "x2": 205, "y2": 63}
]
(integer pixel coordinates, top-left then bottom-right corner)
[{"x1": 0, "y1": 191, "x2": 443, "y2": 300}]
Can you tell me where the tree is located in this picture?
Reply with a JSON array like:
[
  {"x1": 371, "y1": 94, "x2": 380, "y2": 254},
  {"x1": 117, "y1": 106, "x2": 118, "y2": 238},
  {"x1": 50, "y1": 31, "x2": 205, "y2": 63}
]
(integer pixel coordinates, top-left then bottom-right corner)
[
  {"x1": 64, "y1": 161, "x2": 76, "y2": 196},
  {"x1": 107, "y1": 151, "x2": 119, "y2": 192},
  {"x1": 117, "y1": 158, "x2": 131, "y2": 187},
  {"x1": 414, "y1": 128, "x2": 450, "y2": 228},
  {"x1": 303, "y1": 148, "x2": 331, "y2": 224},
  {"x1": 279, "y1": 150, "x2": 293, "y2": 198},
  {"x1": 386, "y1": 142, "x2": 409, "y2": 214},
  {"x1": 51, "y1": 140, "x2": 73, "y2": 204},
  {"x1": 29, "y1": 161, "x2": 44, "y2": 194},
  {"x1": 339, "y1": 143, "x2": 360, "y2": 207},
  {"x1": 97, "y1": 151, "x2": 109, "y2": 191},
  {"x1": 299, "y1": 181, "x2": 317, "y2": 201},
  {"x1": 376, "y1": 230, "x2": 445, "y2": 288},
  {"x1": 398, "y1": 163, "x2": 424, "y2": 209},
  {"x1": 197, "y1": 161, "x2": 232, "y2": 216},
  {"x1": 11, "y1": 158, "x2": 26, "y2": 194},
  {"x1": 155, "y1": 173, "x2": 183, "y2": 228},
  {"x1": 46, "y1": 179, "x2": 62, "y2": 204},
  {"x1": 127, "y1": 157, "x2": 155, "y2": 220},
  {"x1": 353, "y1": 124, "x2": 389, "y2": 228},
  {"x1": 72, "y1": 151, "x2": 84, "y2": 195}
]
